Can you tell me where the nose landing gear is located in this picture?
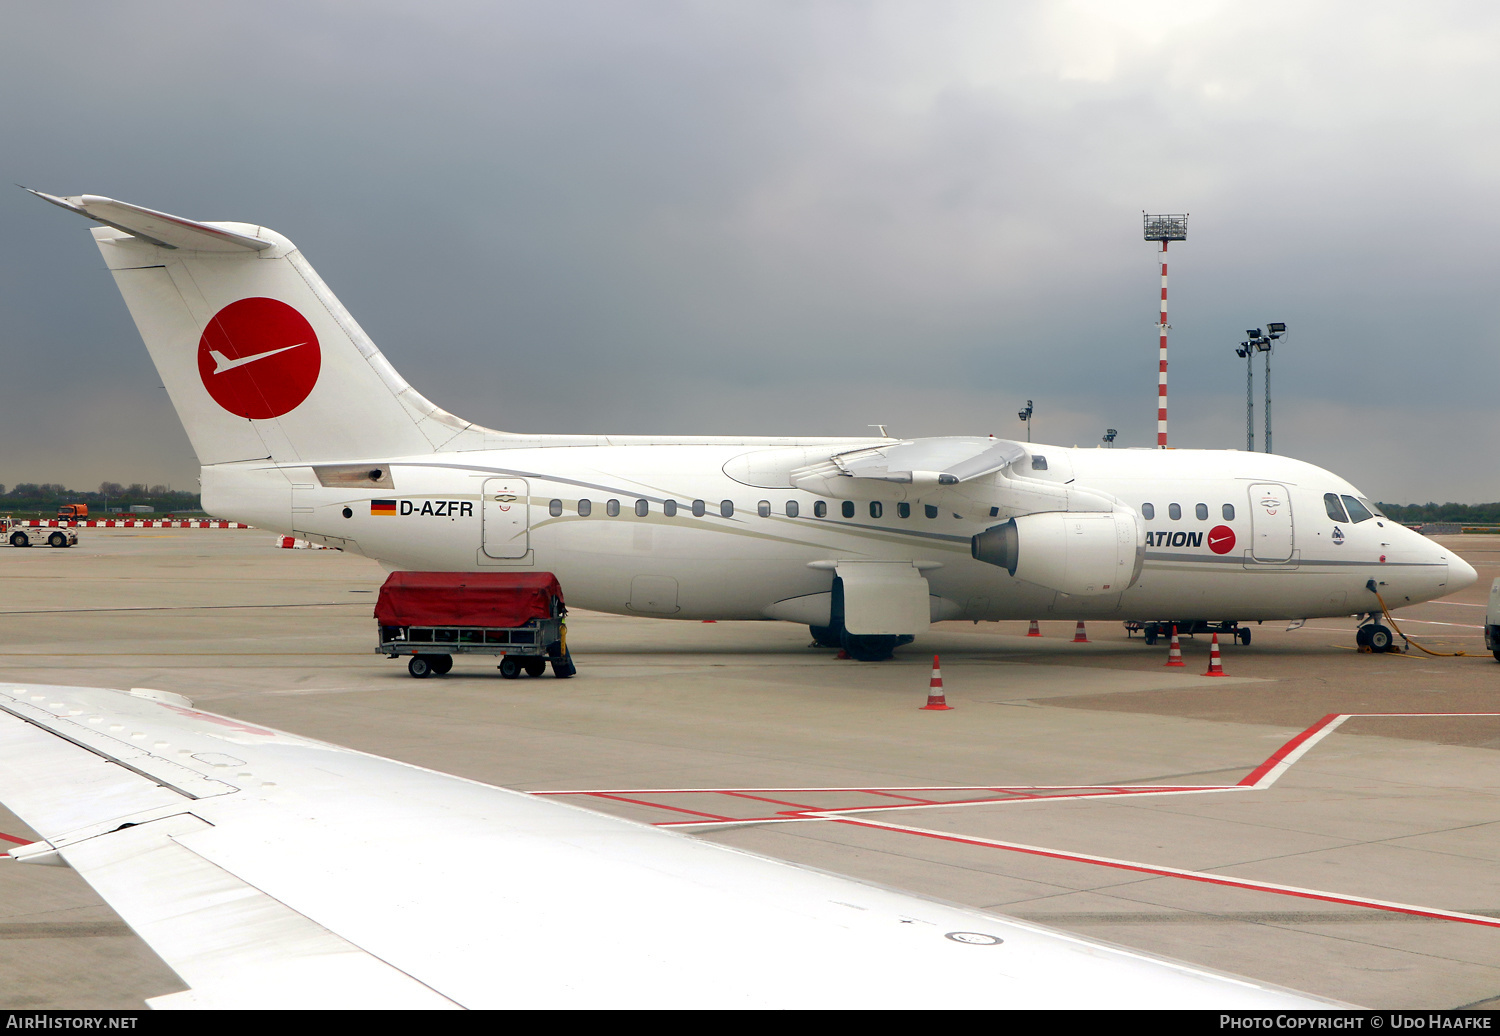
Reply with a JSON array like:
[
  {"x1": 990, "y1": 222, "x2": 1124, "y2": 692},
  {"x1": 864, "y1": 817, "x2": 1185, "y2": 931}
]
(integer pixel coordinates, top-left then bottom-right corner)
[{"x1": 1356, "y1": 620, "x2": 1396, "y2": 653}]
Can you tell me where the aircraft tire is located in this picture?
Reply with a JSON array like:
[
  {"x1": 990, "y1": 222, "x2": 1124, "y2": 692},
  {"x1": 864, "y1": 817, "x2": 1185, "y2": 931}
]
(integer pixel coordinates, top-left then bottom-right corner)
[
  {"x1": 431, "y1": 654, "x2": 453, "y2": 675},
  {"x1": 408, "y1": 656, "x2": 433, "y2": 679},
  {"x1": 523, "y1": 658, "x2": 547, "y2": 677},
  {"x1": 499, "y1": 657, "x2": 522, "y2": 679},
  {"x1": 808, "y1": 624, "x2": 842, "y2": 649},
  {"x1": 1355, "y1": 626, "x2": 1373, "y2": 649},
  {"x1": 1367, "y1": 625, "x2": 1394, "y2": 653},
  {"x1": 839, "y1": 630, "x2": 898, "y2": 662}
]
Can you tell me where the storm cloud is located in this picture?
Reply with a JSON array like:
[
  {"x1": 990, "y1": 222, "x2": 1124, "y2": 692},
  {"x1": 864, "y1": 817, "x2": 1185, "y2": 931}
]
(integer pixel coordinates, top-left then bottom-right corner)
[{"x1": 3, "y1": 1, "x2": 1496, "y2": 500}]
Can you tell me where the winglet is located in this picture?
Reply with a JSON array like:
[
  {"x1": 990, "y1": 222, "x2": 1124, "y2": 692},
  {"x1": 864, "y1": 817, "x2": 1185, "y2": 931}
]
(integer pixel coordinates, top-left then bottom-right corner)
[{"x1": 24, "y1": 188, "x2": 274, "y2": 252}]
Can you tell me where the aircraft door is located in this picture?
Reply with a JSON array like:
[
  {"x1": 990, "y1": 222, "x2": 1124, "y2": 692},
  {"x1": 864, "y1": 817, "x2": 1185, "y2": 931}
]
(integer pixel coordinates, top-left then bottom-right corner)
[
  {"x1": 1247, "y1": 482, "x2": 1294, "y2": 563},
  {"x1": 482, "y1": 478, "x2": 530, "y2": 559}
]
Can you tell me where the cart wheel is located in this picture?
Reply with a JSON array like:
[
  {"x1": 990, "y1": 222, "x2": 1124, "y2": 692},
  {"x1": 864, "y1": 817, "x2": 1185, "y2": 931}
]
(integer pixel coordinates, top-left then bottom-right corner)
[
  {"x1": 431, "y1": 654, "x2": 453, "y2": 675},
  {"x1": 1143, "y1": 630, "x2": 1157, "y2": 646},
  {"x1": 9, "y1": 532, "x2": 27, "y2": 548},
  {"x1": 523, "y1": 658, "x2": 547, "y2": 677},
  {"x1": 48, "y1": 532, "x2": 67, "y2": 548},
  {"x1": 498, "y1": 657, "x2": 522, "y2": 679},
  {"x1": 552, "y1": 652, "x2": 577, "y2": 679},
  {"x1": 1237, "y1": 628, "x2": 1251, "y2": 646},
  {"x1": 408, "y1": 656, "x2": 433, "y2": 679}
]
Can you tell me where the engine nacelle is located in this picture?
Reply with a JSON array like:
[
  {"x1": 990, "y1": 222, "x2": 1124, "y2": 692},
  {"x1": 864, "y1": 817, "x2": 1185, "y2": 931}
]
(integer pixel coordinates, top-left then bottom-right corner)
[{"x1": 971, "y1": 510, "x2": 1144, "y2": 596}]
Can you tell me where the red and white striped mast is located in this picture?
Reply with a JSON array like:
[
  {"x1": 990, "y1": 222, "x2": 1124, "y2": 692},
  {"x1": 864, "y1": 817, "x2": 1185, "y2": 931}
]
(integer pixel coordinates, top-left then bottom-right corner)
[{"x1": 1142, "y1": 214, "x2": 1187, "y2": 448}]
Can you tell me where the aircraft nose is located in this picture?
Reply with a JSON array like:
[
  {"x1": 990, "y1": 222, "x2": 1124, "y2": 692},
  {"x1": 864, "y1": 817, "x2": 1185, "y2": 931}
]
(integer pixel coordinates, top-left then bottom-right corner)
[{"x1": 1446, "y1": 551, "x2": 1479, "y2": 593}]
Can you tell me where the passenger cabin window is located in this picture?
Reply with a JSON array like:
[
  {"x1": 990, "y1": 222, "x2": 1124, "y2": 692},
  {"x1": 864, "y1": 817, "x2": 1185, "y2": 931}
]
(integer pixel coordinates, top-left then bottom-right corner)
[
  {"x1": 549, "y1": 499, "x2": 563, "y2": 517},
  {"x1": 606, "y1": 499, "x2": 620, "y2": 517},
  {"x1": 1341, "y1": 495, "x2": 1374, "y2": 523},
  {"x1": 1030, "y1": 456, "x2": 1048, "y2": 471},
  {"x1": 664, "y1": 500, "x2": 677, "y2": 517},
  {"x1": 925, "y1": 504, "x2": 938, "y2": 519},
  {"x1": 785, "y1": 500, "x2": 799, "y2": 518},
  {"x1": 1195, "y1": 503, "x2": 1208, "y2": 521},
  {"x1": 1222, "y1": 503, "x2": 1235, "y2": 521},
  {"x1": 814, "y1": 501, "x2": 827, "y2": 518},
  {"x1": 1324, "y1": 493, "x2": 1350, "y2": 523},
  {"x1": 869, "y1": 502, "x2": 883, "y2": 519},
  {"x1": 1142, "y1": 503, "x2": 1155, "y2": 519},
  {"x1": 577, "y1": 499, "x2": 592, "y2": 517},
  {"x1": 757, "y1": 501, "x2": 771, "y2": 518},
  {"x1": 898, "y1": 502, "x2": 911, "y2": 519},
  {"x1": 635, "y1": 499, "x2": 649, "y2": 517},
  {"x1": 720, "y1": 500, "x2": 734, "y2": 518},
  {"x1": 692, "y1": 499, "x2": 706, "y2": 517},
  {"x1": 841, "y1": 501, "x2": 855, "y2": 519},
  {"x1": 1168, "y1": 503, "x2": 1181, "y2": 521}
]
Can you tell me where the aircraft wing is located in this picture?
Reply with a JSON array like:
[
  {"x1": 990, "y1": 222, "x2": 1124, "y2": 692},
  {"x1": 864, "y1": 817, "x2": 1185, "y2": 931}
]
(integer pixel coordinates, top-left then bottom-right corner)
[
  {"x1": 0, "y1": 683, "x2": 1336, "y2": 1009},
  {"x1": 832, "y1": 436, "x2": 1028, "y2": 484}
]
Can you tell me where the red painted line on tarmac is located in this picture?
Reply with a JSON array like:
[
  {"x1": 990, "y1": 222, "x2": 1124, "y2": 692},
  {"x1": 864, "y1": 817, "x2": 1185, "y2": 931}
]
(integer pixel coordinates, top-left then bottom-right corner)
[
  {"x1": 719, "y1": 790, "x2": 822, "y2": 812},
  {"x1": 1239, "y1": 713, "x2": 1343, "y2": 787},
  {"x1": 587, "y1": 792, "x2": 734, "y2": 823},
  {"x1": 829, "y1": 816, "x2": 1500, "y2": 929},
  {"x1": 861, "y1": 790, "x2": 940, "y2": 805},
  {"x1": 0, "y1": 832, "x2": 30, "y2": 845}
]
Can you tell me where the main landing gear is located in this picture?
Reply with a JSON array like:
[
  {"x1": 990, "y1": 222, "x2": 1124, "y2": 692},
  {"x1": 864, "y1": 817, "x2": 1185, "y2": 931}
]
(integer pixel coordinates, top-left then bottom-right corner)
[{"x1": 808, "y1": 623, "x2": 913, "y2": 662}]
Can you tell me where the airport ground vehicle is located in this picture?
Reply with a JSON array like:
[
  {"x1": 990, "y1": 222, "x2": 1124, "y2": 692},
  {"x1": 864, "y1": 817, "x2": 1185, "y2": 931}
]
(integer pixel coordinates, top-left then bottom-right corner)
[
  {"x1": 1125, "y1": 620, "x2": 1251, "y2": 646},
  {"x1": 1487, "y1": 579, "x2": 1500, "y2": 663},
  {"x1": 1, "y1": 517, "x2": 76, "y2": 548},
  {"x1": 376, "y1": 571, "x2": 575, "y2": 679},
  {"x1": 56, "y1": 504, "x2": 88, "y2": 521}
]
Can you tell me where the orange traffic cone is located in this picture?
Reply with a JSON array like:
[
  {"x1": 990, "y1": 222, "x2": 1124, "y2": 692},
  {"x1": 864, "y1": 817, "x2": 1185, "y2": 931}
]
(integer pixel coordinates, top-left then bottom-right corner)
[
  {"x1": 1027, "y1": 620, "x2": 1042, "y2": 637},
  {"x1": 921, "y1": 655, "x2": 952, "y2": 710},
  {"x1": 1204, "y1": 633, "x2": 1226, "y2": 676},
  {"x1": 1164, "y1": 625, "x2": 1185, "y2": 667},
  {"x1": 1072, "y1": 621, "x2": 1089, "y2": 643}
]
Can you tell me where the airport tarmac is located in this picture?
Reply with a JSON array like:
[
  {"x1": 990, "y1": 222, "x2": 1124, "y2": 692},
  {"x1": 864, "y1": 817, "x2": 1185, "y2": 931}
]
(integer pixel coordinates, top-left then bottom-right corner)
[{"x1": 0, "y1": 528, "x2": 1496, "y2": 1009}]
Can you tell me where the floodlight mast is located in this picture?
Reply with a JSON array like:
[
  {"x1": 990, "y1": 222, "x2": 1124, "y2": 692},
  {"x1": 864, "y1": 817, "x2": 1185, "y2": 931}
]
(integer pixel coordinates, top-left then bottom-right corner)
[{"x1": 1143, "y1": 213, "x2": 1187, "y2": 448}]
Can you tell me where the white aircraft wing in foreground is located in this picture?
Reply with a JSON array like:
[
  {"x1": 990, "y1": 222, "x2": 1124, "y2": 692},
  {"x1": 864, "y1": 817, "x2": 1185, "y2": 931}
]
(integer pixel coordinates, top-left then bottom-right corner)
[{"x1": 0, "y1": 683, "x2": 1338, "y2": 1009}]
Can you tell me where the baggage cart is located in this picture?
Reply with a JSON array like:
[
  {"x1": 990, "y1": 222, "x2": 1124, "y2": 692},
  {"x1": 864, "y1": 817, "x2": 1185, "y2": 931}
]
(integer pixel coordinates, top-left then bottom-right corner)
[{"x1": 375, "y1": 571, "x2": 576, "y2": 679}]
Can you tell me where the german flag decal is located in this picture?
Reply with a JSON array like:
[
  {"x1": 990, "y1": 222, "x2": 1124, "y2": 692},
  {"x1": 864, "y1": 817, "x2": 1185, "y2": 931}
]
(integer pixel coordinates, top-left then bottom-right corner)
[{"x1": 370, "y1": 499, "x2": 398, "y2": 516}]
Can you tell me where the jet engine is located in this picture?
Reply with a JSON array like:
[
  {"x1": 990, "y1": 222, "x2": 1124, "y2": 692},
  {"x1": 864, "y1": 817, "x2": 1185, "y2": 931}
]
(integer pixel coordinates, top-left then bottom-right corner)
[{"x1": 971, "y1": 511, "x2": 1144, "y2": 597}]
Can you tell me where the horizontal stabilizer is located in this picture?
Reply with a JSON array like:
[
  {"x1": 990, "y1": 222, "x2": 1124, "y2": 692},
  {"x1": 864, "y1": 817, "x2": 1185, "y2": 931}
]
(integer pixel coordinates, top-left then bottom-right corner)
[{"x1": 25, "y1": 190, "x2": 274, "y2": 252}]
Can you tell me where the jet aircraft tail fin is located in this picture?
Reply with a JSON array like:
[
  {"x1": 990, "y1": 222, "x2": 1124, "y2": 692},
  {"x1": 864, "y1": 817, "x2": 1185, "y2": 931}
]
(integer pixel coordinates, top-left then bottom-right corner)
[{"x1": 32, "y1": 191, "x2": 495, "y2": 467}]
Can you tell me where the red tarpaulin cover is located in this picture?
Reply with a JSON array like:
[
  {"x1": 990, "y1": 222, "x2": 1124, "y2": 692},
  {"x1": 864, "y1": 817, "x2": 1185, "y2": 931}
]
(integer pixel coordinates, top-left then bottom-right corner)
[{"x1": 374, "y1": 571, "x2": 564, "y2": 628}]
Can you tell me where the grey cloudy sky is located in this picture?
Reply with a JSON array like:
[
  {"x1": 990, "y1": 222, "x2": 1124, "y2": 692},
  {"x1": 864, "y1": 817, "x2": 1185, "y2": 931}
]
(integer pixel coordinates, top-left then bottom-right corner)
[{"x1": 3, "y1": 1, "x2": 1497, "y2": 501}]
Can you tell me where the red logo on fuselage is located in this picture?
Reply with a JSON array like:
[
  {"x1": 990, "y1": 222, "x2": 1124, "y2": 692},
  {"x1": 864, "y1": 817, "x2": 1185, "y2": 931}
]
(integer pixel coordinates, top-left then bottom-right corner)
[
  {"x1": 1207, "y1": 525, "x2": 1237, "y2": 554},
  {"x1": 198, "y1": 298, "x2": 321, "y2": 419}
]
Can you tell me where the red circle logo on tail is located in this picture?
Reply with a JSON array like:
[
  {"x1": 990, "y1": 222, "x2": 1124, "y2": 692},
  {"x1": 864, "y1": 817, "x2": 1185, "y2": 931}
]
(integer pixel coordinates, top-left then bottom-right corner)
[
  {"x1": 1207, "y1": 525, "x2": 1237, "y2": 554},
  {"x1": 198, "y1": 298, "x2": 321, "y2": 419}
]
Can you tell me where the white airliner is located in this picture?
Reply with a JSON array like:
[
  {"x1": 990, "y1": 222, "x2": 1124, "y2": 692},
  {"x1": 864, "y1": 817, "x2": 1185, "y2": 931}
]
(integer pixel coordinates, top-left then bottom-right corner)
[
  {"x1": 0, "y1": 680, "x2": 1338, "y2": 1008},
  {"x1": 33, "y1": 191, "x2": 1476, "y2": 659}
]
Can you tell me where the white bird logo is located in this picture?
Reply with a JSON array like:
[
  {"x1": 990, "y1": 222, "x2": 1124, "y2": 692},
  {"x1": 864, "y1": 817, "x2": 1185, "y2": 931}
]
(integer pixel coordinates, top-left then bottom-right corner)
[{"x1": 209, "y1": 342, "x2": 308, "y2": 374}]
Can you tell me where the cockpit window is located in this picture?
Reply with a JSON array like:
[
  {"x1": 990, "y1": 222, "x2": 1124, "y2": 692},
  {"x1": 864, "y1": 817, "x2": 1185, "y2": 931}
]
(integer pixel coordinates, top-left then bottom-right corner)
[
  {"x1": 1324, "y1": 493, "x2": 1350, "y2": 523},
  {"x1": 1358, "y1": 496, "x2": 1384, "y2": 518},
  {"x1": 1341, "y1": 495, "x2": 1374, "y2": 523}
]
